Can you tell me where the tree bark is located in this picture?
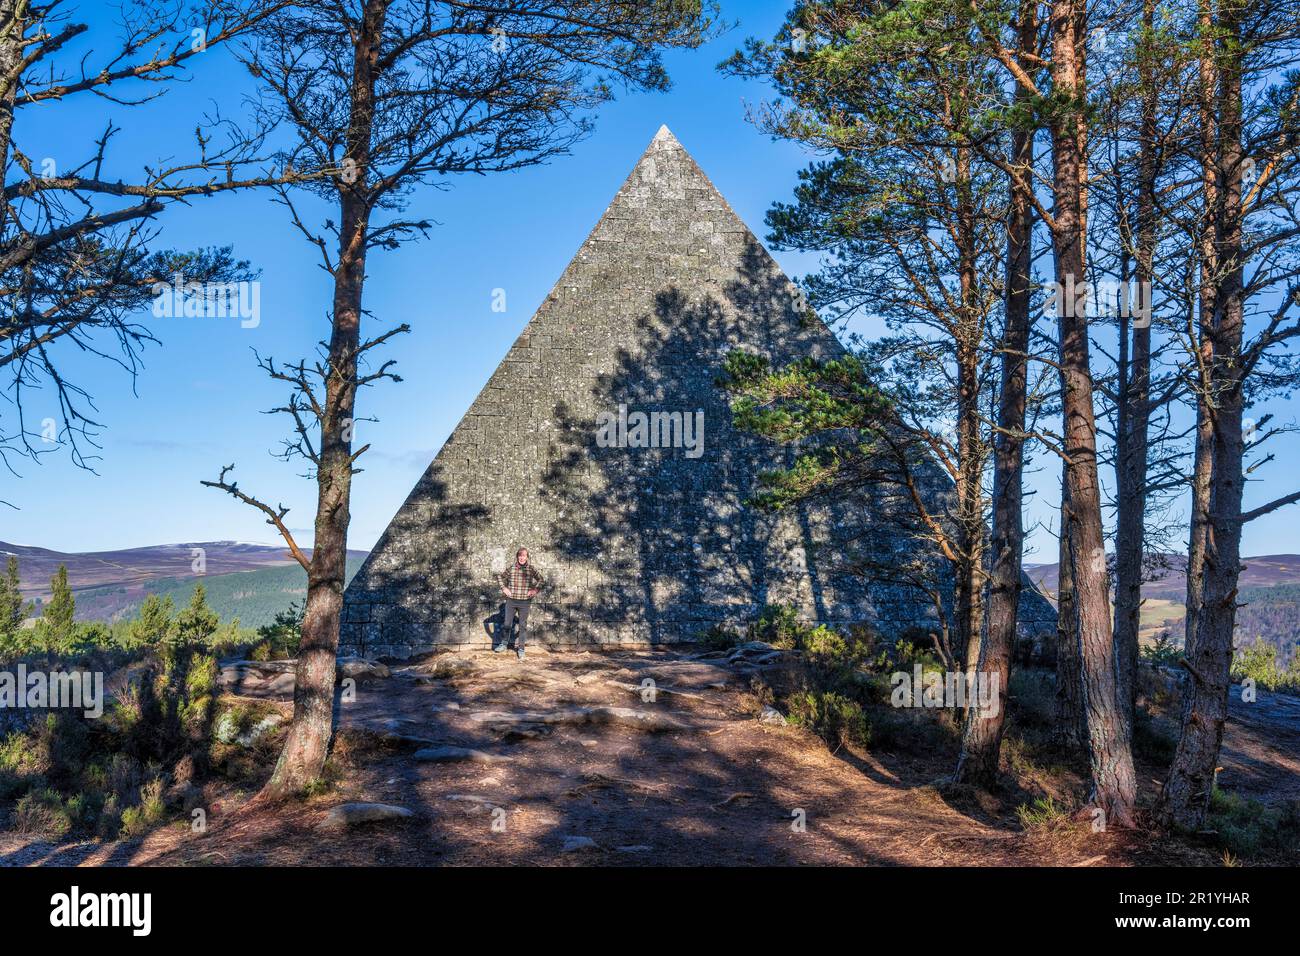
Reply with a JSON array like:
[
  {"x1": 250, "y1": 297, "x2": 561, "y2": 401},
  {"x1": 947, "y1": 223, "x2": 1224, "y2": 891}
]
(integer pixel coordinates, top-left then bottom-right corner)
[
  {"x1": 1183, "y1": 0, "x2": 1218, "y2": 663},
  {"x1": 1111, "y1": 0, "x2": 1158, "y2": 723},
  {"x1": 261, "y1": 0, "x2": 387, "y2": 800},
  {"x1": 954, "y1": 142, "x2": 985, "y2": 680},
  {"x1": 1159, "y1": 0, "x2": 1245, "y2": 830},
  {"x1": 1054, "y1": 477, "x2": 1087, "y2": 749},
  {"x1": 1048, "y1": 0, "x2": 1137, "y2": 826},
  {"x1": 1185, "y1": 412, "x2": 1214, "y2": 658},
  {"x1": 955, "y1": 4, "x2": 1037, "y2": 785}
]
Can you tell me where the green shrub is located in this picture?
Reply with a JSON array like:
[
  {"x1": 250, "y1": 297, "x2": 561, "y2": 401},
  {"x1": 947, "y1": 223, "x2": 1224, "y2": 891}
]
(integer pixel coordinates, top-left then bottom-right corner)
[
  {"x1": 891, "y1": 636, "x2": 944, "y2": 671},
  {"x1": 36, "y1": 712, "x2": 92, "y2": 788},
  {"x1": 1207, "y1": 789, "x2": 1300, "y2": 859},
  {"x1": 250, "y1": 603, "x2": 303, "y2": 658},
  {"x1": 749, "y1": 604, "x2": 959, "y2": 755},
  {"x1": 698, "y1": 624, "x2": 742, "y2": 651},
  {"x1": 103, "y1": 683, "x2": 145, "y2": 740},
  {"x1": 750, "y1": 603, "x2": 804, "y2": 648},
  {"x1": 105, "y1": 753, "x2": 143, "y2": 801},
  {"x1": 1016, "y1": 795, "x2": 1072, "y2": 833},
  {"x1": 868, "y1": 703, "x2": 960, "y2": 751},
  {"x1": 0, "y1": 731, "x2": 47, "y2": 799},
  {"x1": 1142, "y1": 630, "x2": 1182, "y2": 666},
  {"x1": 787, "y1": 690, "x2": 871, "y2": 748},
  {"x1": 753, "y1": 604, "x2": 885, "y2": 674},
  {"x1": 62, "y1": 791, "x2": 107, "y2": 832},
  {"x1": 119, "y1": 779, "x2": 166, "y2": 839},
  {"x1": 97, "y1": 794, "x2": 122, "y2": 839},
  {"x1": 0, "y1": 581, "x2": 277, "y2": 842},
  {"x1": 1232, "y1": 642, "x2": 1300, "y2": 695},
  {"x1": 182, "y1": 654, "x2": 218, "y2": 726},
  {"x1": 13, "y1": 788, "x2": 72, "y2": 838}
]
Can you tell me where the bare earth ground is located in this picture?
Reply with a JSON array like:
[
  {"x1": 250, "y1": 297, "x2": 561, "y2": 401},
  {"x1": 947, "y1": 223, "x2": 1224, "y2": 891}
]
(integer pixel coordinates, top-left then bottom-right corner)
[{"x1": 3, "y1": 645, "x2": 1297, "y2": 867}]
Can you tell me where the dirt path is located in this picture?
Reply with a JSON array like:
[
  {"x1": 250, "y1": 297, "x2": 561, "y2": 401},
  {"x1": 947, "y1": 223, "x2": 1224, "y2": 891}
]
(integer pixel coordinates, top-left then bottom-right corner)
[{"x1": 3, "y1": 647, "x2": 1295, "y2": 866}]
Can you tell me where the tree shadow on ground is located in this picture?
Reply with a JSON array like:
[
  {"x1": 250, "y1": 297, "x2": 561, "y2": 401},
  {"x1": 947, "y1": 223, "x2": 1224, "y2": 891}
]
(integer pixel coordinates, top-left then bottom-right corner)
[{"x1": 114, "y1": 647, "x2": 1090, "y2": 867}]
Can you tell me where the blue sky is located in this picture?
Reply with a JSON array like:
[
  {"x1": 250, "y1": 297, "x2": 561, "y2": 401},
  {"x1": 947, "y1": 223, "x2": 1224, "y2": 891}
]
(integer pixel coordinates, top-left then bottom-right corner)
[{"x1": 3, "y1": 0, "x2": 1298, "y2": 565}]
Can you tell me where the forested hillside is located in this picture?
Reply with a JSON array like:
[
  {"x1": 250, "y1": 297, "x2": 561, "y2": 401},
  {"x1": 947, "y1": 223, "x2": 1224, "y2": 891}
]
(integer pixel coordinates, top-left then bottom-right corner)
[
  {"x1": 2, "y1": 541, "x2": 369, "y2": 629},
  {"x1": 1236, "y1": 585, "x2": 1300, "y2": 663},
  {"x1": 1026, "y1": 555, "x2": 1300, "y2": 664},
  {"x1": 69, "y1": 560, "x2": 366, "y2": 629}
]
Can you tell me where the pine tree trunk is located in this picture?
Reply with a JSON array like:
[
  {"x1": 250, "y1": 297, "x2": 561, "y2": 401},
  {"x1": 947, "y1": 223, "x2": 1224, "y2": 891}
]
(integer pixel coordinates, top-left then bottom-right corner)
[
  {"x1": 261, "y1": 0, "x2": 386, "y2": 800},
  {"x1": 1184, "y1": 0, "x2": 1218, "y2": 662},
  {"x1": 955, "y1": 338, "x2": 984, "y2": 681},
  {"x1": 953, "y1": 143, "x2": 985, "y2": 680},
  {"x1": 1159, "y1": 4, "x2": 1245, "y2": 830},
  {"x1": 1111, "y1": 0, "x2": 1158, "y2": 722},
  {"x1": 1055, "y1": 479, "x2": 1086, "y2": 748},
  {"x1": 955, "y1": 23, "x2": 1036, "y2": 783},
  {"x1": 1049, "y1": 0, "x2": 1136, "y2": 826},
  {"x1": 1185, "y1": 411, "x2": 1213, "y2": 659}
]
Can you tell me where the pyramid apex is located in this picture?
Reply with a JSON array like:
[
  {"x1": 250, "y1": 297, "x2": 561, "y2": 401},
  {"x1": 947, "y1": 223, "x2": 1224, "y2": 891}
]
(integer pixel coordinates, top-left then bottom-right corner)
[{"x1": 651, "y1": 124, "x2": 680, "y2": 146}]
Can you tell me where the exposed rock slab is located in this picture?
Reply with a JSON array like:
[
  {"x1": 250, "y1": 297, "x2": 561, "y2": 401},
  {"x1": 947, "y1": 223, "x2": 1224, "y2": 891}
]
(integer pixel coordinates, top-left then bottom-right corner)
[
  {"x1": 413, "y1": 746, "x2": 507, "y2": 764},
  {"x1": 214, "y1": 711, "x2": 285, "y2": 746},
  {"x1": 316, "y1": 803, "x2": 416, "y2": 830},
  {"x1": 338, "y1": 658, "x2": 391, "y2": 679},
  {"x1": 468, "y1": 706, "x2": 695, "y2": 734},
  {"x1": 218, "y1": 662, "x2": 296, "y2": 698}
]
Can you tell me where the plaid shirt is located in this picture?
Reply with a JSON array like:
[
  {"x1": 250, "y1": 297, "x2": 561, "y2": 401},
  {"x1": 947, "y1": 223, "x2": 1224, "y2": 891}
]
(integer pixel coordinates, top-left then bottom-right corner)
[{"x1": 499, "y1": 561, "x2": 543, "y2": 601}]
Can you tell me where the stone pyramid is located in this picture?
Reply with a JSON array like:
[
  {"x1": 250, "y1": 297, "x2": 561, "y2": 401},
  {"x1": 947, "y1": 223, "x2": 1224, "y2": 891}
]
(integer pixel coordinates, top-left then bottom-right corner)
[{"x1": 341, "y1": 127, "x2": 1047, "y2": 658}]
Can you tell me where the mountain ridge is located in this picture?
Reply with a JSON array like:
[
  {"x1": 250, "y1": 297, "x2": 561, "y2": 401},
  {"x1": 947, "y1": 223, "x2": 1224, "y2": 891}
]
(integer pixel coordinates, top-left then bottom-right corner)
[
  {"x1": 0, "y1": 540, "x2": 370, "y2": 600},
  {"x1": 1023, "y1": 552, "x2": 1300, "y2": 599}
]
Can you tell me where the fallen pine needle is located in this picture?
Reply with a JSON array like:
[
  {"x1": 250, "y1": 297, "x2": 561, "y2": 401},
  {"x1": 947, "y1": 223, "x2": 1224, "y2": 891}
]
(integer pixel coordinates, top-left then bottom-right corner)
[{"x1": 711, "y1": 792, "x2": 755, "y2": 810}]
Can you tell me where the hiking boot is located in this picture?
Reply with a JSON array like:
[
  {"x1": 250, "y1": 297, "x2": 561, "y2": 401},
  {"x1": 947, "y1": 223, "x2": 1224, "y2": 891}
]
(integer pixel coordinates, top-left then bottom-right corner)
[
  {"x1": 492, "y1": 642, "x2": 506, "y2": 653},
  {"x1": 516, "y1": 646, "x2": 526, "y2": 661}
]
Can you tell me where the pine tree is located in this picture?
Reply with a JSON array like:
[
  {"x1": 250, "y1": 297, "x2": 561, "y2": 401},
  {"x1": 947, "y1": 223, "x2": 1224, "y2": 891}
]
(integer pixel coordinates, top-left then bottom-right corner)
[
  {"x1": 1159, "y1": 0, "x2": 1300, "y2": 830},
  {"x1": 39, "y1": 564, "x2": 76, "y2": 653},
  {"x1": 722, "y1": 0, "x2": 1016, "y2": 678},
  {"x1": 0, "y1": 555, "x2": 26, "y2": 647},
  {"x1": 129, "y1": 594, "x2": 176, "y2": 648},
  {"x1": 150, "y1": 585, "x2": 221, "y2": 767},
  {"x1": 174, "y1": 585, "x2": 219, "y2": 648}
]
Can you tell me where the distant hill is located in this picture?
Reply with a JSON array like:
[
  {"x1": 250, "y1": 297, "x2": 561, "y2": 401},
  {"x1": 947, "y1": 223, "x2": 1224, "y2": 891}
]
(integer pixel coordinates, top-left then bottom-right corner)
[
  {"x1": 0, "y1": 540, "x2": 369, "y2": 630},
  {"x1": 72, "y1": 560, "x2": 367, "y2": 629},
  {"x1": 1023, "y1": 553, "x2": 1300, "y2": 661},
  {"x1": 1024, "y1": 553, "x2": 1300, "y2": 600}
]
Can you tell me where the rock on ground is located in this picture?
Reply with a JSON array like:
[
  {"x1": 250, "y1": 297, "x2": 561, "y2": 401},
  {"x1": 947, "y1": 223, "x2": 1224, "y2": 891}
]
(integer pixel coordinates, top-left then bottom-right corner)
[
  {"x1": 469, "y1": 706, "x2": 695, "y2": 734},
  {"x1": 338, "y1": 658, "x2": 392, "y2": 680},
  {"x1": 317, "y1": 803, "x2": 416, "y2": 830},
  {"x1": 214, "y1": 711, "x2": 284, "y2": 746},
  {"x1": 413, "y1": 745, "x2": 507, "y2": 764}
]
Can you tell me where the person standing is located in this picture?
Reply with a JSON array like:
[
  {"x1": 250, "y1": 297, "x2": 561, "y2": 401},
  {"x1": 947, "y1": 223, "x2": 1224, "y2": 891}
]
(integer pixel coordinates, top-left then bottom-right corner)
[{"x1": 496, "y1": 547, "x2": 543, "y2": 659}]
